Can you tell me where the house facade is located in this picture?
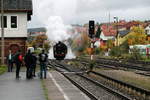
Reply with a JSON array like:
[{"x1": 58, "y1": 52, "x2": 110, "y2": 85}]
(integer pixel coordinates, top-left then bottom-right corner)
[
  {"x1": 0, "y1": 0, "x2": 32, "y2": 59},
  {"x1": 145, "y1": 25, "x2": 150, "y2": 41},
  {"x1": 145, "y1": 25, "x2": 150, "y2": 35}
]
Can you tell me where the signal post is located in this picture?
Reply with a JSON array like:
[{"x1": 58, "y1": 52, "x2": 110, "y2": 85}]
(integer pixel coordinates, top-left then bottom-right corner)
[{"x1": 89, "y1": 20, "x2": 95, "y2": 61}]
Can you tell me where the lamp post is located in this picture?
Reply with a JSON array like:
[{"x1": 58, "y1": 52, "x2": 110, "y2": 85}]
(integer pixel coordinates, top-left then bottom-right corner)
[
  {"x1": 114, "y1": 17, "x2": 119, "y2": 47},
  {"x1": 1, "y1": 0, "x2": 5, "y2": 64}
]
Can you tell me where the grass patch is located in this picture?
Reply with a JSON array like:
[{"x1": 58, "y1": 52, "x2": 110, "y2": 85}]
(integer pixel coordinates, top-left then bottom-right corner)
[
  {"x1": 41, "y1": 80, "x2": 49, "y2": 100},
  {"x1": 95, "y1": 69, "x2": 150, "y2": 91},
  {"x1": 121, "y1": 76, "x2": 150, "y2": 90},
  {"x1": 0, "y1": 65, "x2": 7, "y2": 75}
]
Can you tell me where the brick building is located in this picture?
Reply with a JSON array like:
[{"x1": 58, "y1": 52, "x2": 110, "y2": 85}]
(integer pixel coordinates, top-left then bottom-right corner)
[{"x1": 0, "y1": 0, "x2": 32, "y2": 60}]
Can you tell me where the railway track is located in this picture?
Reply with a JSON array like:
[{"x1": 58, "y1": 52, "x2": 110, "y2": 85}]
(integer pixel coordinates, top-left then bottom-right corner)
[
  {"x1": 69, "y1": 59, "x2": 150, "y2": 99},
  {"x1": 96, "y1": 58, "x2": 150, "y2": 71},
  {"x1": 76, "y1": 57, "x2": 150, "y2": 75},
  {"x1": 89, "y1": 71, "x2": 150, "y2": 100},
  {"x1": 49, "y1": 60, "x2": 132, "y2": 100},
  {"x1": 79, "y1": 56, "x2": 150, "y2": 65}
]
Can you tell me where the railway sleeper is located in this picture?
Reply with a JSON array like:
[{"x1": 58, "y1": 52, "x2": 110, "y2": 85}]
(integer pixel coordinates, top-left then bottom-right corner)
[{"x1": 91, "y1": 71, "x2": 150, "y2": 100}]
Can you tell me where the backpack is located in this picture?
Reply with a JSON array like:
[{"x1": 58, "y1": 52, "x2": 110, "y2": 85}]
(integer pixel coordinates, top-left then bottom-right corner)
[
  {"x1": 41, "y1": 54, "x2": 46, "y2": 61},
  {"x1": 18, "y1": 54, "x2": 23, "y2": 62}
]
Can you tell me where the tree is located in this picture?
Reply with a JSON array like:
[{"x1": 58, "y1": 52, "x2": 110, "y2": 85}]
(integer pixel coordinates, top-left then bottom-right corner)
[
  {"x1": 106, "y1": 40, "x2": 114, "y2": 49},
  {"x1": 72, "y1": 32, "x2": 90, "y2": 55},
  {"x1": 27, "y1": 34, "x2": 51, "y2": 52},
  {"x1": 35, "y1": 34, "x2": 48, "y2": 47},
  {"x1": 95, "y1": 26, "x2": 101, "y2": 38},
  {"x1": 43, "y1": 41, "x2": 51, "y2": 52},
  {"x1": 129, "y1": 47, "x2": 142, "y2": 60},
  {"x1": 127, "y1": 26, "x2": 147, "y2": 45}
]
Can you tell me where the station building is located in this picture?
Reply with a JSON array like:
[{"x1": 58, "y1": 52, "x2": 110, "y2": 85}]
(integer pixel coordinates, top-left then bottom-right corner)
[{"x1": 0, "y1": 0, "x2": 32, "y2": 61}]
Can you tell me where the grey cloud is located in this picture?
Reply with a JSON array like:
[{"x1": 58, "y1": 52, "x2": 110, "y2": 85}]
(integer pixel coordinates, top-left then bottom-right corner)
[
  {"x1": 28, "y1": 0, "x2": 150, "y2": 28},
  {"x1": 76, "y1": 0, "x2": 150, "y2": 13}
]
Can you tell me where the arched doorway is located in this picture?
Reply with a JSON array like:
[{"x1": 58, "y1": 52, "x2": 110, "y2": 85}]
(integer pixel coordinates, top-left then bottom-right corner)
[{"x1": 9, "y1": 44, "x2": 20, "y2": 54}]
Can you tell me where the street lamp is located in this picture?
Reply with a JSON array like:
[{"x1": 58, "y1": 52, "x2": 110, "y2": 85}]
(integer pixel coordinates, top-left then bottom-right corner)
[
  {"x1": 114, "y1": 16, "x2": 119, "y2": 46},
  {"x1": 1, "y1": 0, "x2": 5, "y2": 64}
]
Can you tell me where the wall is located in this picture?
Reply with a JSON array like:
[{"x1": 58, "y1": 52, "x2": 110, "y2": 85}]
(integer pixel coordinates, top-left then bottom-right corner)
[
  {"x1": 0, "y1": 12, "x2": 28, "y2": 63},
  {"x1": 0, "y1": 38, "x2": 27, "y2": 61},
  {"x1": 0, "y1": 12, "x2": 27, "y2": 38}
]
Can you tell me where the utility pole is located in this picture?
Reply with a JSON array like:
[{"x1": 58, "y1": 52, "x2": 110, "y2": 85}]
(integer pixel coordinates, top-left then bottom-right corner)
[{"x1": 1, "y1": 0, "x2": 5, "y2": 64}]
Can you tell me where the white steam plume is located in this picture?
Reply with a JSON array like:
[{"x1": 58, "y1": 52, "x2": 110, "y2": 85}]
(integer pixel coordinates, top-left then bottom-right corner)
[
  {"x1": 33, "y1": 0, "x2": 77, "y2": 42},
  {"x1": 33, "y1": 0, "x2": 77, "y2": 59}
]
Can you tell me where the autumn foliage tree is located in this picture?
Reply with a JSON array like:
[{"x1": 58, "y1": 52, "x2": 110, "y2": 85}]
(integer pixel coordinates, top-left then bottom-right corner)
[
  {"x1": 106, "y1": 40, "x2": 114, "y2": 49},
  {"x1": 28, "y1": 34, "x2": 50, "y2": 52},
  {"x1": 127, "y1": 26, "x2": 147, "y2": 45},
  {"x1": 72, "y1": 32, "x2": 90, "y2": 55},
  {"x1": 35, "y1": 34, "x2": 48, "y2": 47}
]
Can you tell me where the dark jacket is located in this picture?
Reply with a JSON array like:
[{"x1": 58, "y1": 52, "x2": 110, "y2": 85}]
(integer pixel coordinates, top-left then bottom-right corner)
[
  {"x1": 24, "y1": 52, "x2": 34, "y2": 67},
  {"x1": 32, "y1": 53, "x2": 37, "y2": 65},
  {"x1": 14, "y1": 52, "x2": 22, "y2": 64}
]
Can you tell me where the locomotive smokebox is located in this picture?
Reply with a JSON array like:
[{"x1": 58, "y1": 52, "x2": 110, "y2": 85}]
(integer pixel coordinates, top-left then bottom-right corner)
[{"x1": 53, "y1": 41, "x2": 68, "y2": 60}]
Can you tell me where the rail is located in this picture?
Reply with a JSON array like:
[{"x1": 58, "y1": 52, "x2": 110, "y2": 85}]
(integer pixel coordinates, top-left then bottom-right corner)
[{"x1": 91, "y1": 71, "x2": 150, "y2": 99}]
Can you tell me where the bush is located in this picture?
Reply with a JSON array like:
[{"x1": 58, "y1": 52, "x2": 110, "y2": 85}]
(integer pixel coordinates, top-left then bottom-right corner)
[
  {"x1": 95, "y1": 48, "x2": 100, "y2": 54},
  {"x1": 129, "y1": 47, "x2": 142, "y2": 60},
  {"x1": 89, "y1": 60, "x2": 96, "y2": 71},
  {"x1": 34, "y1": 49, "x2": 42, "y2": 55},
  {"x1": 109, "y1": 46, "x2": 121, "y2": 57}
]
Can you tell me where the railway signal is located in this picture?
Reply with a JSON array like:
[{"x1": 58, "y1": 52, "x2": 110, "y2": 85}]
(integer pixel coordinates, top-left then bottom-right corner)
[
  {"x1": 88, "y1": 20, "x2": 95, "y2": 61},
  {"x1": 89, "y1": 20, "x2": 95, "y2": 38}
]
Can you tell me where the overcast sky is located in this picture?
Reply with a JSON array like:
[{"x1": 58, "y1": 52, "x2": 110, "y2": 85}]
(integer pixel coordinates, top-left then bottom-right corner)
[{"x1": 28, "y1": 0, "x2": 150, "y2": 28}]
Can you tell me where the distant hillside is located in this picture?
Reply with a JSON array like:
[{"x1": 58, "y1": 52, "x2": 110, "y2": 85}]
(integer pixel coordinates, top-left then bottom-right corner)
[{"x1": 27, "y1": 27, "x2": 47, "y2": 33}]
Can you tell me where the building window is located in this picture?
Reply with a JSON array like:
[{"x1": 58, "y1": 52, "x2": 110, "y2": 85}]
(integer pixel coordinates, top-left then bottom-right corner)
[
  {"x1": 1, "y1": 16, "x2": 7, "y2": 28},
  {"x1": 11, "y1": 16, "x2": 17, "y2": 28}
]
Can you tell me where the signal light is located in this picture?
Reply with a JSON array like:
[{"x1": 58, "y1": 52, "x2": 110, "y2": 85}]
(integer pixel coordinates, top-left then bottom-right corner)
[{"x1": 89, "y1": 20, "x2": 95, "y2": 38}]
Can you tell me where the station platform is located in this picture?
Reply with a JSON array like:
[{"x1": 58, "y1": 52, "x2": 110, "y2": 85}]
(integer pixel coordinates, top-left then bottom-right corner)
[
  {"x1": 45, "y1": 71, "x2": 90, "y2": 100},
  {"x1": 0, "y1": 72, "x2": 45, "y2": 100}
]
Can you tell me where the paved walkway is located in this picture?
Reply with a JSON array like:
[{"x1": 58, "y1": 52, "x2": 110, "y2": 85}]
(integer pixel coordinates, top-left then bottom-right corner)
[
  {"x1": 45, "y1": 71, "x2": 90, "y2": 100},
  {"x1": 0, "y1": 72, "x2": 46, "y2": 100}
]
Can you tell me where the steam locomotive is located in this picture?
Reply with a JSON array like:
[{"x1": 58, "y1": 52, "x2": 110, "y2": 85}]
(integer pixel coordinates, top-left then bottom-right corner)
[{"x1": 53, "y1": 41, "x2": 67, "y2": 60}]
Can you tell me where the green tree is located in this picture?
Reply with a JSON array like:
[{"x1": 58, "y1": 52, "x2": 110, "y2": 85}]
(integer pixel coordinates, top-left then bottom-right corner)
[
  {"x1": 129, "y1": 47, "x2": 142, "y2": 60},
  {"x1": 95, "y1": 26, "x2": 101, "y2": 38},
  {"x1": 109, "y1": 46, "x2": 121, "y2": 57},
  {"x1": 96, "y1": 22, "x2": 99, "y2": 26},
  {"x1": 120, "y1": 40, "x2": 129, "y2": 54}
]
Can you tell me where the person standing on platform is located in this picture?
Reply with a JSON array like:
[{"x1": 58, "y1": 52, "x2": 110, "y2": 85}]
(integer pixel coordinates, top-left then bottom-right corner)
[
  {"x1": 14, "y1": 50, "x2": 23, "y2": 79},
  {"x1": 7, "y1": 50, "x2": 14, "y2": 72},
  {"x1": 39, "y1": 49, "x2": 48, "y2": 79},
  {"x1": 32, "y1": 52, "x2": 37, "y2": 77},
  {"x1": 24, "y1": 50, "x2": 34, "y2": 79}
]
